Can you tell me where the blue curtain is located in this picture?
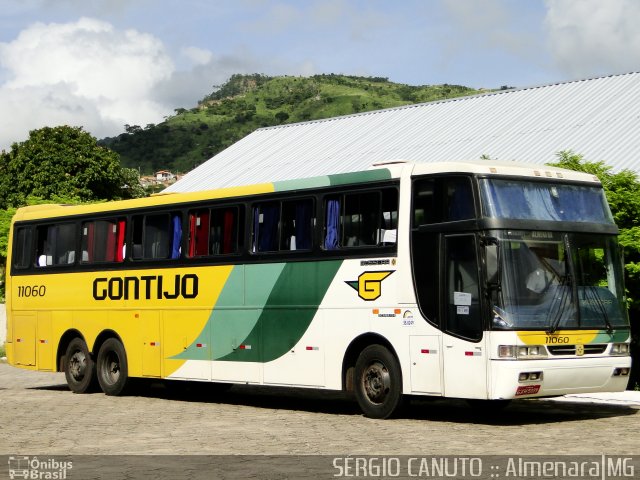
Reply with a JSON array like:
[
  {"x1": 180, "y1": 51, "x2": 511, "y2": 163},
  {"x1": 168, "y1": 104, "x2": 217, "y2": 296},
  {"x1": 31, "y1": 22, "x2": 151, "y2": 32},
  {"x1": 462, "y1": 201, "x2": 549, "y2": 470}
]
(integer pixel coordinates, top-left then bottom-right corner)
[
  {"x1": 295, "y1": 201, "x2": 312, "y2": 250},
  {"x1": 171, "y1": 214, "x2": 182, "y2": 259},
  {"x1": 482, "y1": 180, "x2": 613, "y2": 223},
  {"x1": 258, "y1": 204, "x2": 280, "y2": 252},
  {"x1": 325, "y1": 199, "x2": 340, "y2": 250},
  {"x1": 523, "y1": 184, "x2": 562, "y2": 221}
]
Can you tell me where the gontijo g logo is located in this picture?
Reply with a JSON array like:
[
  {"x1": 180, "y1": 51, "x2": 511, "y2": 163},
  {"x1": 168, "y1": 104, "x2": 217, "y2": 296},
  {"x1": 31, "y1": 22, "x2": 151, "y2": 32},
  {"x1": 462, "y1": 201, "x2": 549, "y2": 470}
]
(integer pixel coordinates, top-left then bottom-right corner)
[{"x1": 346, "y1": 271, "x2": 394, "y2": 301}]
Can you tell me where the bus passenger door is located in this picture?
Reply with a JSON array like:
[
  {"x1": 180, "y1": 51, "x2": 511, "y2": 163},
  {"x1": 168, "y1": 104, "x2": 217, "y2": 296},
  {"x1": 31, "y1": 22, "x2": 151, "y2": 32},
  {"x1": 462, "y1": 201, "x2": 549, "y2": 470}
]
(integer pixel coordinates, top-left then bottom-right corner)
[{"x1": 441, "y1": 234, "x2": 488, "y2": 399}]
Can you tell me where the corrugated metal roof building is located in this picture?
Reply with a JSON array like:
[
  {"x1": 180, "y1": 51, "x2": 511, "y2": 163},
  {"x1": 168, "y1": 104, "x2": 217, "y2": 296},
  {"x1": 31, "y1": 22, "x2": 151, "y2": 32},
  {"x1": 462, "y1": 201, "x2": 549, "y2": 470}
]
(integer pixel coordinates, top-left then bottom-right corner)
[{"x1": 166, "y1": 72, "x2": 640, "y2": 193}]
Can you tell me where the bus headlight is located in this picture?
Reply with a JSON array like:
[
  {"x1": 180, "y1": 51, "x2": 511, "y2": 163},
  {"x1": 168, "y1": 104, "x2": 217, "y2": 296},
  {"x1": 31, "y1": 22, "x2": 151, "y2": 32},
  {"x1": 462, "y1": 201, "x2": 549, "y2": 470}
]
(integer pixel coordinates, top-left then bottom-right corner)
[
  {"x1": 611, "y1": 343, "x2": 630, "y2": 356},
  {"x1": 498, "y1": 345, "x2": 516, "y2": 358},
  {"x1": 499, "y1": 345, "x2": 548, "y2": 359}
]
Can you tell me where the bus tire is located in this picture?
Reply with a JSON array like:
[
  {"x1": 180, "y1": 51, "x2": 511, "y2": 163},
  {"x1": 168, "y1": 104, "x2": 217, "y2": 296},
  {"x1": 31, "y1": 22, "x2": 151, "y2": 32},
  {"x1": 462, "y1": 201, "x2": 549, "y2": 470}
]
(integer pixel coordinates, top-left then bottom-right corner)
[
  {"x1": 64, "y1": 337, "x2": 97, "y2": 394},
  {"x1": 96, "y1": 338, "x2": 130, "y2": 396},
  {"x1": 354, "y1": 344, "x2": 404, "y2": 419}
]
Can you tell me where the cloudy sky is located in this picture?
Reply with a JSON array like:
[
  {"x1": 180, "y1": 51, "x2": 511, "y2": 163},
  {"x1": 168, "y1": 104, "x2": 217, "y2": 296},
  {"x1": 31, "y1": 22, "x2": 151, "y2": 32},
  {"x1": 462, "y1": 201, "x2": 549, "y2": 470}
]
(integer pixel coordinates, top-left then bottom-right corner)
[{"x1": 0, "y1": 0, "x2": 639, "y2": 150}]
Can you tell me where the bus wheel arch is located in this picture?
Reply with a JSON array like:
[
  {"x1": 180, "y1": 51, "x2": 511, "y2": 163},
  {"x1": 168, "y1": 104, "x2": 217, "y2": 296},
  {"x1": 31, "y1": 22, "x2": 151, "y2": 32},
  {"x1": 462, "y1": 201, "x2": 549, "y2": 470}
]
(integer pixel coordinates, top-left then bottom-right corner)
[
  {"x1": 91, "y1": 329, "x2": 122, "y2": 359},
  {"x1": 57, "y1": 329, "x2": 85, "y2": 373},
  {"x1": 59, "y1": 332, "x2": 98, "y2": 394},
  {"x1": 342, "y1": 333, "x2": 399, "y2": 392}
]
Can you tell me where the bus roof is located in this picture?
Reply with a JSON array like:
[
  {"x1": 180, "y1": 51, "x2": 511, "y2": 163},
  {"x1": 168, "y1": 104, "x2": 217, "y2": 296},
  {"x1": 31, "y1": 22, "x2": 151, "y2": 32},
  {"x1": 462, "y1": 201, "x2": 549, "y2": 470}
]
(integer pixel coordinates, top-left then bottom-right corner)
[
  {"x1": 410, "y1": 159, "x2": 602, "y2": 182},
  {"x1": 11, "y1": 166, "x2": 396, "y2": 222},
  {"x1": 12, "y1": 160, "x2": 600, "y2": 222}
]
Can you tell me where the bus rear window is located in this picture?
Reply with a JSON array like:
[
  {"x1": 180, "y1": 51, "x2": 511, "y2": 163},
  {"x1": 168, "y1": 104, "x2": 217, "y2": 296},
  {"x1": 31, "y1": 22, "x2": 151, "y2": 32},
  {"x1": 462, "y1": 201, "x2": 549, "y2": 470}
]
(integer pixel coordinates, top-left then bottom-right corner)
[{"x1": 13, "y1": 227, "x2": 33, "y2": 269}]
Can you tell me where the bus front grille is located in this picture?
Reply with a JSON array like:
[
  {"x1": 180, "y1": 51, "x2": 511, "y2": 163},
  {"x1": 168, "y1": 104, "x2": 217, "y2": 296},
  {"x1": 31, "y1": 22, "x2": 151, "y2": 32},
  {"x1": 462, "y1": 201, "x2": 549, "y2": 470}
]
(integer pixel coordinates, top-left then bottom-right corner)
[{"x1": 547, "y1": 344, "x2": 608, "y2": 356}]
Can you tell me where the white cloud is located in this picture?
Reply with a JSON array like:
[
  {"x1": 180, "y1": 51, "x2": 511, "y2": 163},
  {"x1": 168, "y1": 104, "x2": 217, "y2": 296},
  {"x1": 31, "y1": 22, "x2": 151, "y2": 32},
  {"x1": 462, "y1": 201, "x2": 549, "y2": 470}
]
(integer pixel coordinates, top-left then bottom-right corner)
[
  {"x1": 0, "y1": 17, "x2": 174, "y2": 149},
  {"x1": 545, "y1": 0, "x2": 640, "y2": 78},
  {"x1": 0, "y1": 16, "x2": 319, "y2": 149}
]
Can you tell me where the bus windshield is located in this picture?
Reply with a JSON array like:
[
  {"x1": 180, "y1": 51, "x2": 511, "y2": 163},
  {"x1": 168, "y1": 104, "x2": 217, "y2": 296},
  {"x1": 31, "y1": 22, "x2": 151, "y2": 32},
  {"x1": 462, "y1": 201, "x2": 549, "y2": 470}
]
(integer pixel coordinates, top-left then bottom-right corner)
[
  {"x1": 488, "y1": 231, "x2": 629, "y2": 331},
  {"x1": 480, "y1": 178, "x2": 614, "y2": 223}
]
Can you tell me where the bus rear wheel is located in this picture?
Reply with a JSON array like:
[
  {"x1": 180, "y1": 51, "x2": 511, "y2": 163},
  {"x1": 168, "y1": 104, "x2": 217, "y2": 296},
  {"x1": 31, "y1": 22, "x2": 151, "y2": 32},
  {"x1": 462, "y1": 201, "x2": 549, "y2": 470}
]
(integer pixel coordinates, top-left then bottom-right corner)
[
  {"x1": 64, "y1": 337, "x2": 97, "y2": 393},
  {"x1": 97, "y1": 338, "x2": 130, "y2": 396},
  {"x1": 354, "y1": 344, "x2": 404, "y2": 419}
]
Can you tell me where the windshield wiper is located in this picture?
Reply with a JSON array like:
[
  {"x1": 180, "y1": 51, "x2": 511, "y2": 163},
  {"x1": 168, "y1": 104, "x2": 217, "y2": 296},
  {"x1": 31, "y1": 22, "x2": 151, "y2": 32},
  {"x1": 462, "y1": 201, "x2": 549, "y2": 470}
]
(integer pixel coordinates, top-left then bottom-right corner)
[
  {"x1": 583, "y1": 285, "x2": 614, "y2": 334},
  {"x1": 548, "y1": 235, "x2": 578, "y2": 334},
  {"x1": 547, "y1": 273, "x2": 571, "y2": 334}
]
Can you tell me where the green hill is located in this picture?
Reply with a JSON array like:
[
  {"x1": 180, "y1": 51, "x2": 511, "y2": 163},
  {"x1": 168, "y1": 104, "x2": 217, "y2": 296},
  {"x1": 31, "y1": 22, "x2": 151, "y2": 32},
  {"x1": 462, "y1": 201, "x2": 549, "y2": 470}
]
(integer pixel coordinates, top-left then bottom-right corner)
[{"x1": 100, "y1": 74, "x2": 481, "y2": 175}]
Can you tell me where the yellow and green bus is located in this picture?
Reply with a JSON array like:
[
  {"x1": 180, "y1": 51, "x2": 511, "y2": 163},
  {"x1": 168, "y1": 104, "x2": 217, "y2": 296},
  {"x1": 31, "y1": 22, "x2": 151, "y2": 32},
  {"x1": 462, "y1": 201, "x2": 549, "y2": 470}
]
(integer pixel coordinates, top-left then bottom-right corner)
[{"x1": 5, "y1": 161, "x2": 632, "y2": 418}]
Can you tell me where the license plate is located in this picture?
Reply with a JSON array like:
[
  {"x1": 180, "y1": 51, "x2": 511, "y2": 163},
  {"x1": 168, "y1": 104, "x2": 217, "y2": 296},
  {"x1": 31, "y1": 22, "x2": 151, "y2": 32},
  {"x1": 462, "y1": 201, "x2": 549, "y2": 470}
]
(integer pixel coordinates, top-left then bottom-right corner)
[{"x1": 515, "y1": 385, "x2": 541, "y2": 396}]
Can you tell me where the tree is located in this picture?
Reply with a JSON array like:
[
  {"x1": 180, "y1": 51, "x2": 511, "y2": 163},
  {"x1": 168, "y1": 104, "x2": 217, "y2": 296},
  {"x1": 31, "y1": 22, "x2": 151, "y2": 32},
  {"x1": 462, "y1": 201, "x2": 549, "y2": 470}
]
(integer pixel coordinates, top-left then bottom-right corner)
[
  {"x1": 550, "y1": 150, "x2": 640, "y2": 388},
  {"x1": 0, "y1": 126, "x2": 144, "y2": 208}
]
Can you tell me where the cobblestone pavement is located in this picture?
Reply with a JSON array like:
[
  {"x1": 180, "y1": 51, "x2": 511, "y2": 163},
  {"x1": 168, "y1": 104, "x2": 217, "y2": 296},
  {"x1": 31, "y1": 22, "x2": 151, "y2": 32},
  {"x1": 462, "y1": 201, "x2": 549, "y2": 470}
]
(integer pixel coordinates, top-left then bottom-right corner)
[{"x1": 1, "y1": 363, "x2": 639, "y2": 456}]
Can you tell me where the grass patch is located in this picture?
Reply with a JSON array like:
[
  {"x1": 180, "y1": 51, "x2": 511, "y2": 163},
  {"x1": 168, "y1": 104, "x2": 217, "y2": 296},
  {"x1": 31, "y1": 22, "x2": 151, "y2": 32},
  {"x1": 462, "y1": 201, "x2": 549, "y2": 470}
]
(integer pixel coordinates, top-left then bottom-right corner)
[{"x1": 0, "y1": 343, "x2": 5, "y2": 358}]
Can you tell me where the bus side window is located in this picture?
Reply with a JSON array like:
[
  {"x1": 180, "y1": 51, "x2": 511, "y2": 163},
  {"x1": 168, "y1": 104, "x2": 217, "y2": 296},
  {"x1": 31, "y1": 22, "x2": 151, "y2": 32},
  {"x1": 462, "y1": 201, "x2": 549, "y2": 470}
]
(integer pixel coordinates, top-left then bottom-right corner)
[
  {"x1": 413, "y1": 177, "x2": 474, "y2": 225},
  {"x1": 211, "y1": 206, "x2": 242, "y2": 255},
  {"x1": 188, "y1": 209, "x2": 210, "y2": 257},
  {"x1": 413, "y1": 179, "x2": 436, "y2": 225},
  {"x1": 324, "y1": 188, "x2": 397, "y2": 249},
  {"x1": 189, "y1": 206, "x2": 242, "y2": 256},
  {"x1": 132, "y1": 216, "x2": 143, "y2": 259},
  {"x1": 379, "y1": 188, "x2": 398, "y2": 245},
  {"x1": 446, "y1": 177, "x2": 475, "y2": 221},
  {"x1": 281, "y1": 199, "x2": 313, "y2": 251},
  {"x1": 13, "y1": 227, "x2": 33, "y2": 269},
  {"x1": 81, "y1": 219, "x2": 125, "y2": 263},
  {"x1": 144, "y1": 215, "x2": 169, "y2": 259},
  {"x1": 133, "y1": 212, "x2": 182, "y2": 260},
  {"x1": 253, "y1": 202, "x2": 280, "y2": 253},
  {"x1": 36, "y1": 223, "x2": 77, "y2": 266},
  {"x1": 343, "y1": 191, "x2": 379, "y2": 247}
]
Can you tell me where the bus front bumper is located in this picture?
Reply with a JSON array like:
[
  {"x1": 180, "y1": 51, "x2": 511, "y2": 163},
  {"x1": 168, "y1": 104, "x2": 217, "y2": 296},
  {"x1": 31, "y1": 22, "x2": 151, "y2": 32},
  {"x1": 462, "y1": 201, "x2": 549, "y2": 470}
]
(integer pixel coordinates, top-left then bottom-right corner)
[{"x1": 490, "y1": 356, "x2": 632, "y2": 400}]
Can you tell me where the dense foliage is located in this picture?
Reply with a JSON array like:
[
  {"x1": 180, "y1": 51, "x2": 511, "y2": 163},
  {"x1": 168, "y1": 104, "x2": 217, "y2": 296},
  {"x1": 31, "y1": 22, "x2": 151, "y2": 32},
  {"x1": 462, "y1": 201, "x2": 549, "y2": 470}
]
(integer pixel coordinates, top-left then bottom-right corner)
[
  {"x1": 549, "y1": 151, "x2": 640, "y2": 311},
  {"x1": 101, "y1": 74, "x2": 479, "y2": 174},
  {"x1": 550, "y1": 151, "x2": 640, "y2": 388},
  {"x1": 0, "y1": 126, "x2": 144, "y2": 209}
]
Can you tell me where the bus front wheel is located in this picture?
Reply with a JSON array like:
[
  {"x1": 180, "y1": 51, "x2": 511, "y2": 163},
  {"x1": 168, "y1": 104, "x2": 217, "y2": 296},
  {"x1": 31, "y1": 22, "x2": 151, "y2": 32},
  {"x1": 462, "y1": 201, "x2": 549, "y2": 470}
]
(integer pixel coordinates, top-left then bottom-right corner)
[
  {"x1": 96, "y1": 338, "x2": 130, "y2": 396},
  {"x1": 354, "y1": 344, "x2": 404, "y2": 419},
  {"x1": 64, "y1": 337, "x2": 97, "y2": 394}
]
